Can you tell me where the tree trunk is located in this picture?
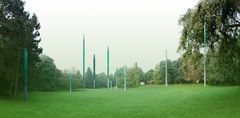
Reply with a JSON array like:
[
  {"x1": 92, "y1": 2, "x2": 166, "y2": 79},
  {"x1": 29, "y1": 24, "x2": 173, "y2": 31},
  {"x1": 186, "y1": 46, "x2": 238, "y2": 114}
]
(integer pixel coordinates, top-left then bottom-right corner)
[
  {"x1": 14, "y1": 63, "x2": 19, "y2": 99},
  {"x1": 14, "y1": 51, "x2": 20, "y2": 99},
  {"x1": 9, "y1": 81, "x2": 14, "y2": 98}
]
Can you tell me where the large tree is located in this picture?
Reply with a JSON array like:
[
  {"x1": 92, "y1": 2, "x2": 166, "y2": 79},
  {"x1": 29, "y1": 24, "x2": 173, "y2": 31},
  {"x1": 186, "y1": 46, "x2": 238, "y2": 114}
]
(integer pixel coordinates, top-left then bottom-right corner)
[
  {"x1": 153, "y1": 64, "x2": 161, "y2": 85},
  {"x1": 179, "y1": 0, "x2": 240, "y2": 84},
  {"x1": 173, "y1": 58, "x2": 184, "y2": 84},
  {"x1": 31, "y1": 55, "x2": 60, "y2": 90},
  {"x1": 85, "y1": 67, "x2": 93, "y2": 88},
  {"x1": 96, "y1": 72, "x2": 107, "y2": 88},
  {"x1": 144, "y1": 69, "x2": 154, "y2": 84},
  {"x1": 0, "y1": 0, "x2": 42, "y2": 97},
  {"x1": 127, "y1": 63, "x2": 144, "y2": 87}
]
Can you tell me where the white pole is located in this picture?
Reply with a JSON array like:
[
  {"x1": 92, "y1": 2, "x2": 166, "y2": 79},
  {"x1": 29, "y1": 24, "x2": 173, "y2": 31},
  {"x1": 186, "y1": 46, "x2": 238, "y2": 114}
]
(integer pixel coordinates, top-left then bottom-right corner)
[
  {"x1": 165, "y1": 50, "x2": 168, "y2": 87},
  {"x1": 204, "y1": 22, "x2": 207, "y2": 87}
]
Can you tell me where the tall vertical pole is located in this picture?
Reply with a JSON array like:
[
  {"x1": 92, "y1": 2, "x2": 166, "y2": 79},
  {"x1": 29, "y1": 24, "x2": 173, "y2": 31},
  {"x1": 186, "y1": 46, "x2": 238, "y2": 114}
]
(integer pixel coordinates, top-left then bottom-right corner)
[
  {"x1": 165, "y1": 50, "x2": 168, "y2": 87},
  {"x1": 69, "y1": 73, "x2": 72, "y2": 94},
  {"x1": 83, "y1": 34, "x2": 85, "y2": 89},
  {"x1": 93, "y1": 54, "x2": 96, "y2": 89},
  {"x1": 24, "y1": 48, "x2": 28, "y2": 101},
  {"x1": 115, "y1": 68, "x2": 118, "y2": 91},
  {"x1": 204, "y1": 22, "x2": 207, "y2": 87},
  {"x1": 124, "y1": 65, "x2": 127, "y2": 91},
  {"x1": 107, "y1": 47, "x2": 110, "y2": 88}
]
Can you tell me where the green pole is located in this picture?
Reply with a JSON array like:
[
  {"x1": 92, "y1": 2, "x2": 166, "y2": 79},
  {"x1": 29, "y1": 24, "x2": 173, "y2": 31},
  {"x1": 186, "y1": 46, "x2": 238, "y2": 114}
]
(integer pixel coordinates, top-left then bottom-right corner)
[
  {"x1": 83, "y1": 34, "x2": 85, "y2": 89},
  {"x1": 204, "y1": 22, "x2": 207, "y2": 87},
  {"x1": 124, "y1": 65, "x2": 127, "y2": 91},
  {"x1": 24, "y1": 48, "x2": 28, "y2": 101},
  {"x1": 115, "y1": 68, "x2": 118, "y2": 91},
  {"x1": 93, "y1": 54, "x2": 96, "y2": 89},
  {"x1": 69, "y1": 73, "x2": 72, "y2": 94},
  {"x1": 107, "y1": 47, "x2": 110, "y2": 88},
  {"x1": 165, "y1": 50, "x2": 168, "y2": 87}
]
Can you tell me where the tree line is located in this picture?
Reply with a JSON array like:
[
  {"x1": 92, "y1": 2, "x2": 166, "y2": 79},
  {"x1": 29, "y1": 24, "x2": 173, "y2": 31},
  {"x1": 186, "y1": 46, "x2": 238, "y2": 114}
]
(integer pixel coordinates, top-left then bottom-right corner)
[
  {"x1": 26, "y1": 54, "x2": 185, "y2": 91},
  {"x1": 1, "y1": 0, "x2": 240, "y2": 98}
]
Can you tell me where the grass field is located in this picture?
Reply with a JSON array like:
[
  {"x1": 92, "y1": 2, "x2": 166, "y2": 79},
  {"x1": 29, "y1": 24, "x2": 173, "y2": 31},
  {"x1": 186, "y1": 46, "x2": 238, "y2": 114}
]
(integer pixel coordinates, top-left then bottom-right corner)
[{"x1": 0, "y1": 85, "x2": 240, "y2": 118}]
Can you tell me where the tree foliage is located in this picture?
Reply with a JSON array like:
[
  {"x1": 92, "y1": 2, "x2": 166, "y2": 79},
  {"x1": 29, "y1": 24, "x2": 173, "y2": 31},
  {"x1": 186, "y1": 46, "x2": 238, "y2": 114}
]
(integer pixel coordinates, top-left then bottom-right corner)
[
  {"x1": 127, "y1": 63, "x2": 144, "y2": 87},
  {"x1": 30, "y1": 55, "x2": 62, "y2": 90},
  {"x1": 0, "y1": 0, "x2": 42, "y2": 97},
  {"x1": 85, "y1": 67, "x2": 93, "y2": 88},
  {"x1": 144, "y1": 69, "x2": 154, "y2": 84},
  {"x1": 179, "y1": 0, "x2": 240, "y2": 84},
  {"x1": 153, "y1": 63, "x2": 161, "y2": 84}
]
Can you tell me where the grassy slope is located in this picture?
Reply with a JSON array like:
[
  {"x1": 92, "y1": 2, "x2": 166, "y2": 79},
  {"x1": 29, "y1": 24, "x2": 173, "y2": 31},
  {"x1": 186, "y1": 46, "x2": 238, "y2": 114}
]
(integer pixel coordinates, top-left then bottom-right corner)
[{"x1": 0, "y1": 85, "x2": 240, "y2": 118}]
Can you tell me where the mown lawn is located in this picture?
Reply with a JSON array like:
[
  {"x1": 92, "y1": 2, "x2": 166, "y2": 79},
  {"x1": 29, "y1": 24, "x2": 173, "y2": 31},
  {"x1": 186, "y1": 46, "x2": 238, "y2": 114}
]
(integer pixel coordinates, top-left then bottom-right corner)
[{"x1": 0, "y1": 85, "x2": 240, "y2": 118}]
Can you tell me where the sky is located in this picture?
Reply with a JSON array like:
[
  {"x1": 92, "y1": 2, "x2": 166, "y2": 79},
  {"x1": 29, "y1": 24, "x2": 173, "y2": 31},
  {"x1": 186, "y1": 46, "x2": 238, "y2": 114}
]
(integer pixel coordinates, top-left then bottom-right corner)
[{"x1": 24, "y1": 0, "x2": 199, "y2": 74}]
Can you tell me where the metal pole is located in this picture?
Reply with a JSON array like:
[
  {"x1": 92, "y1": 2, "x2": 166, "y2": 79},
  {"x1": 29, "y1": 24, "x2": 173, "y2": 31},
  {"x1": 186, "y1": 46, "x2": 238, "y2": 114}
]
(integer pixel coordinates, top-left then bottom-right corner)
[
  {"x1": 116, "y1": 68, "x2": 118, "y2": 91},
  {"x1": 204, "y1": 22, "x2": 207, "y2": 87},
  {"x1": 124, "y1": 65, "x2": 127, "y2": 91},
  {"x1": 165, "y1": 50, "x2": 168, "y2": 87},
  {"x1": 83, "y1": 34, "x2": 85, "y2": 89},
  {"x1": 107, "y1": 47, "x2": 110, "y2": 88},
  {"x1": 93, "y1": 54, "x2": 96, "y2": 89},
  {"x1": 24, "y1": 48, "x2": 28, "y2": 101},
  {"x1": 69, "y1": 73, "x2": 72, "y2": 94}
]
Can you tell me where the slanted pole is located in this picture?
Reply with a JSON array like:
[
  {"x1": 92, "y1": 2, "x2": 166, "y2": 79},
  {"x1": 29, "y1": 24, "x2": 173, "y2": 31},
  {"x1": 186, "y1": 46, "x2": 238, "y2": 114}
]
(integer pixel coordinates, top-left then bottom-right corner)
[
  {"x1": 93, "y1": 54, "x2": 96, "y2": 89},
  {"x1": 24, "y1": 48, "x2": 28, "y2": 101}
]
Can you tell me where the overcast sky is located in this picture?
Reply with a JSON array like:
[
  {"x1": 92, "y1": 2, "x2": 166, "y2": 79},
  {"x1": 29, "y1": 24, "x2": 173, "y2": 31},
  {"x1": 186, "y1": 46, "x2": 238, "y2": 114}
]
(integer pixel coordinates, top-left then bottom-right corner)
[{"x1": 24, "y1": 0, "x2": 199, "y2": 73}]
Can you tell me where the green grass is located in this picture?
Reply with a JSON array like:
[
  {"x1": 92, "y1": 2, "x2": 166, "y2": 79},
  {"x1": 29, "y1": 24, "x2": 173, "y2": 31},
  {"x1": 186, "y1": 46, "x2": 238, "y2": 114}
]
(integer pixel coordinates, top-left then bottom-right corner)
[{"x1": 0, "y1": 85, "x2": 240, "y2": 118}]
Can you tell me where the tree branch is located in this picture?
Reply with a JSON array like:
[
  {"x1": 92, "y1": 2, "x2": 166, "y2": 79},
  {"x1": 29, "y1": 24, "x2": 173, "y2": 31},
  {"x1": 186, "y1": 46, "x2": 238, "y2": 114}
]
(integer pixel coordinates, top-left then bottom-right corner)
[{"x1": 228, "y1": 23, "x2": 240, "y2": 27}]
